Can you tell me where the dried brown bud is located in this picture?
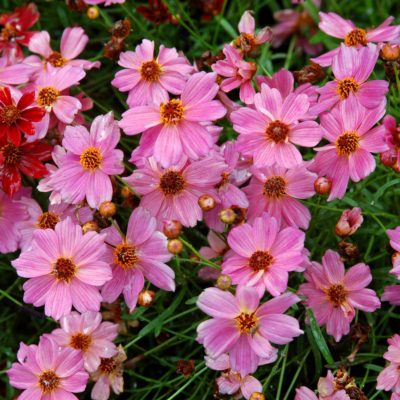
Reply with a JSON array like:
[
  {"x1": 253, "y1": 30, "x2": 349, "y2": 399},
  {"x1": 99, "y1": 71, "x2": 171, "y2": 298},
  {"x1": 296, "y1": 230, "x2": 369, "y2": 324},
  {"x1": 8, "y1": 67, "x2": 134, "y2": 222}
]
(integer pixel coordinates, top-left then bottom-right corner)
[
  {"x1": 314, "y1": 176, "x2": 332, "y2": 195},
  {"x1": 99, "y1": 201, "x2": 117, "y2": 218},
  {"x1": 176, "y1": 359, "x2": 195, "y2": 378},
  {"x1": 168, "y1": 239, "x2": 183, "y2": 254},
  {"x1": 294, "y1": 63, "x2": 325, "y2": 84},
  {"x1": 138, "y1": 290, "x2": 155, "y2": 307},
  {"x1": 216, "y1": 274, "x2": 231, "y2": 290},
  {"x1": 82, "y1": 220, "x2": 100, "y2": 233},
  {"x1": 104, "y1": 38, "x2": 125, "y2": 60},
  {"x1": 87, "y1": 6, "x2": 99, "y2": 19},
  {"x1": 219, "y1": 208, "x2": 236, "y2": 224},
  {"x1": 66, "y1": 0, "x2": 88, "y2": 12},
  {"x1": 338, "y1": 240, "x2": 360, "y2": 261},
  {"x1": 250, "y1": 393, "x2": 265, "y2": 400},
  {"x1": 163, "y1": 220, "x2": 182, "y2": 239},
  {"x1": 380, "y1": 43, "x2": 400, "y2": 61},
  {"x1": 198, "y1": 194, "x2": 216, "y2": 211},
  {"x1": 111, "y1": 19, "x2": 131, "y2": 39}
]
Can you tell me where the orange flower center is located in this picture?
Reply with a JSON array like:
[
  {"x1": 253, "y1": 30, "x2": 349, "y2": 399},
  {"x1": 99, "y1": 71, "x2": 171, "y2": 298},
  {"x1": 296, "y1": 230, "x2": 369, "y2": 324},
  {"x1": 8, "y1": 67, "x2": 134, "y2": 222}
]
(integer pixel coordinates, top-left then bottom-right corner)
[
  {"x1": 80, "y1": 146, "x2": 103, "y2": 170},
  {"x1": 336, "y1": 78, "x2": 359, "y2": 100},
  {"x1": 0, "y1": 104, "x2": 20, "y2": 125},
  {"x1": 160, "y1": 99, "x2": 184, "y2": 125},
  {"x1": 140, "y1": 60, "x2": 162, "y2": 82},
  {"x1": 38, "y1": 370, "x2": 60, "y2": 394},
  {"x1": 344, "y1": 28, "x2": 368, "y2": 47},
  {"x1": 335, "y1": 131, "x2": 359, "y2": 156},
  {"x1": 263, "y1": 176, "x2": 286, "y2": 199},
  {"x1": 37, "y1": 212, "x2": 60, "y2": 229},
  {"x1": 52, "y1": 257, "x2": 77, "y2": 283},
  {"x1": 70, "y1": 332, "x2": 92, "y2": 351},
  {"x1": 0, "y1": 143, "x2": 21, "y2": 165},
  {"x1": 326, "y1": 283, "x2": 348, "y2": 307},
  {"x1": 47, "y1": 51, "x2": 67, "y2": 67},
  {"x1": 99, "y1": 357, "x2": 117, "y2": 375},
  {"x1": 235, "y1": 312, "x2": 257, "y2": 334},
  {"x1": 37, "y1": 87, "x2": 60, "y2": 108},
  {"x1": 159, "y1": 170, "x2": 186, "y2": 195},
  {"x1": 0, "y1": 24, "x2": 17, "y2": 40},
  {"x1": 113, "y1": 243, "x2": 138, "y2": 269},
  {"x1": 215, "y1": 171, "x2": 230, "y2": 189},
  {"x1": 249, "y1": 250, "x2": 274, "y2": 271},
  {"x1": 266, "y1": 120, "x2": 289, "y2": 143}
]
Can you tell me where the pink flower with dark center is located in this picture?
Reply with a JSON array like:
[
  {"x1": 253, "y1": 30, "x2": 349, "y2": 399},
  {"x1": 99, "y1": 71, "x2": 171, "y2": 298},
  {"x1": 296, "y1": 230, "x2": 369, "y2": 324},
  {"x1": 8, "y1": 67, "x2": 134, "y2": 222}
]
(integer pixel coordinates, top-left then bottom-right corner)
[
  {"x1": 101, "y1": 207, "x2": 175, "y2": 312},
  {"x1": 377, "y1": 335, "x2": 400, "y2": 394},
  {"x1": 222, "y1": 213, "x2": 305, "y2": 297},
  {"x1": 212, "y1": 44, "x2": 256, "y2": 104},
  {"x1": 125, "y1": 156, "x2": 226, "y2": 227},
  {"x1": 112, "y1": 39, "x2": 193, "y2": 107},
  {"x1": 7, "y1": 335, "x2": 88, "y2": 399},
  {"x1": 312, "y1": 12, "x2": 400, "y2": 66},
  {"x1": 335, "y1": 207, "x2": 363, "y2": 237},
  {"x1": 312, "y1": 44, "x2": 388, "y2": 114},
  {"x1": 119, "y1": 71, "x2": 226, "y2": 168},
  {"x1": 231, "y1": 83, "x2": 321, "y2": 168},
  {"x1": 47, "y1": 112, "x2": 124, "y2": 208},
  {"x1": 312, "y1": 96, "x2": 388, "y2": 201},
  {"x1": 50, "y1": 311, "x2": 118, "y2": 373},
  {"x1": 197, "y1": 286, "x2": 302, "y2": 376},
  {"x1": 299, "y1": 250, "x2": 380, "y2": 342},
  {"x1": 12, "y1": 217, "x2": 112, "y2": 320},
  {"x1": 243, "y1": 163, "x2": 316, "y2": 230}
]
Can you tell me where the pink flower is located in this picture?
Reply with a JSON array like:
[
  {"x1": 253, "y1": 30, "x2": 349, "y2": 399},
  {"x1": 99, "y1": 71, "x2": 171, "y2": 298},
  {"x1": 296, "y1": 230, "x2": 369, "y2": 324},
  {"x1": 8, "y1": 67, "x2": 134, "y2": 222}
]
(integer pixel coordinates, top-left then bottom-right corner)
[
  {"x1": 119, "y1": 71, "x2": 226, "y2": 167},
  {"x1": 382, "y1": 115, "x2": 400, "y2": 169},
  {"x1": 387, "y1": 227, "x2": 400, "y2": 279},
  {"x1": 231, "y1": 84, "x2": 321, "y2": 168},
  {"x1": 312, "y1": 12, "x2": 400, "y2": 66},
  {"x1": 313, "y1": 44, "x2": 388, "y2": 114},
  {"x1": 12, "y1": 217, "x2": 112, "y2": 320},
  {"x1": 382, "y1": 286, "x2": 400, "y2": 306},
  {"x1": 335, "y1": 207, "x2": 363, "y2": 237},
  {"x1": 0, "y1": 56, "x2": 35, "y2": 86},
  {"x1": 222, "y1": 213, "x2": 305, "y2": 297},
  {"x1": 101, "y1": 207, "x2": 175, "y2": 312},
  {"x1": 312, "y1": 96, "x2": 388, "y2": 201},
  {"x1": 125, "y1": 156, "x2": 226, "y2": 227},
  {"x1": 27, "y1": 27, "x2": 100, "y2": 76},
  {"x1": 7, "y1": 335, "x2": 88, "y2": 399},
  {"x1": 112, "y1": 39, "x2": 192, "y2": 107},
  {"x1": 47, "y1": 112, "x2": 124, "y2": 208},
  {"x1": 50, "y1": 311, "x2": 118, "y2": 373},
  {"x1": 0, "y1": 188, "x2": 28, "y2": 253},
  {"x1": 243, "y1": 163, "x2": 316, "y2": 230},
  {"x1": 299, "y1": 250, "x2": 380, "y2": 342},
  {"x1": 84, "y1": 0, "x2": 125, "y2": 6},
  {"x1": 377, "y1": 335, "x2": 400, "y2": 394},
  {"x1": 237, "y1": 10, "x2": 272, "y2": 49},
  {"x1": 197, "y1": 286, "x2": 302, "y2": 376},
  {"x1": 212, "y1": 45, "x2": 256, "y2": 104}
]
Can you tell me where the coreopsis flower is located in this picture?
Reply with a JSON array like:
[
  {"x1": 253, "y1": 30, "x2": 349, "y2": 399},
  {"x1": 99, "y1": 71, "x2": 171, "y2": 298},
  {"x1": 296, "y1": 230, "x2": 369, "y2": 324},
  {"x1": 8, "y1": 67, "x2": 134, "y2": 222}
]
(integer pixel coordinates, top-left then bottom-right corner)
[
  {"x1": 84, "y1": 0, "x2": 125, "y2": 5},
  {"x1": 47, "y1": 112, "x2": 124, "y2": 208},
  {"x1": 222, "y1": 213, "x2": 305, "y2": 297},
  {"x1": 12, "y1": 217, "x2": 112, "y2": 320},
  {"x1": 0, "y1": 137, "x2": 52, "y2": 196},
  {"x1": 125, "y1": 156, "x2": 226, "y2": 227},
  {"x1": 377, "y1": 334, "x2": 400, "y2": 395},
  {"x1": 101, "y1": 207, "x2": 175, "y2": 312},
  {"x1": 136, "y1": 0, "x2": 174, "y2": 25},
  {"x1": 313, "y1": 44, "x2": 388, "y2": 114},
  {"x1": 231, "y1": 84, "x2": 321, "y2": 168},
  {"x1": 0, "y1": 3, "x2": 40, "y2": 63},
  {"x1": 312, "y1": 12, "x2": 400, "y2": 67},
  {"x1": 243, "y1": 163, "x2": 316, "y2": 230},
  {"x1": 197, "y1": 286, "x2": 302, "y2": 376},
  {"x1": 50, "y1": 311, "x2": 118, "y2": 372},
  {"x1": 211, "y1": 45, "x2": 256, "y2": 104},
  {"x1": 91, "y1": 345, "x2": 127, "y2": 400},
  {"x1": 0, "y1": 86, "x2": 45, "y2": 145},
  {"x1": 27, "y1": 27, "x2": 100, "y2": 76},
  {"x1": 112, "y1": 39, "x2": 193, "y2": 107},
  {"x1": 312, "y1": 96, "x2": 388, "y2": 201},
  {"x1": 0, "y1": 188, "x2": 28, "y2": 253},
  {"x1": 7, "y1": 336, "x2": 88, "y2": 399},
  {"x1": 299, "y1": 250, "x2": 380, "y2": 342},
  {"x1": 119, "y1": 71, "x2": 226, "y2": 167},
  {"x1": 335, "y1": 208, "x2": 363, "y2": 237}
]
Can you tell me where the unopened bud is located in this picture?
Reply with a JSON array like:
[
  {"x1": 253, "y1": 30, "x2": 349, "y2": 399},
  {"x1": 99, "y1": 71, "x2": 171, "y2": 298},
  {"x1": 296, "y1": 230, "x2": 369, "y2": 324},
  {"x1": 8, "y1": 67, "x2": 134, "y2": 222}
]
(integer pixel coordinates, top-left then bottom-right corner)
[
  {"x1": 163, "y1": 220, "x2": 182, "y2": 239},
  {"x1": 168, "y1": 239, "x2": 183, "y2": 254},
  {"x1": 314, "y1": 177, "x2": 332, "y2": 195},
  {"x1": 380, "y1": 150, "x2": 397, "y2": 168},
  {"x1": 120, "y1": 186, "x2": 133, "y2": 198},
  {"x1": 198, "y1": 194, "x2": 216, "y2": 211},
  {"x1": 138, "y1": 290, "x2": 155, "y2": 307},
  {"x1": 216, "y1": 274, "x2": 231, "y2": 290},
  {"x1": 87, "y1": 6, "x2": 99, "y2": 19},
  {"x1": 335, "y1": 208, "x2": 363, "y2": 237},
  {"x1": 250, "y1": 393, "x2": 265, "y2": 400},
  {"x1": 99, "y1": 201, "x2": 117, "y2": 218},
  {"x1": 219, "y1": 208, "x2": 236, "y2": 224},
  {"x1": 380, "y1": 44, "x2": 400, "y2": 61},
  {"x1": 82, "y1": 220, "x2": 100, "y2": 233}
]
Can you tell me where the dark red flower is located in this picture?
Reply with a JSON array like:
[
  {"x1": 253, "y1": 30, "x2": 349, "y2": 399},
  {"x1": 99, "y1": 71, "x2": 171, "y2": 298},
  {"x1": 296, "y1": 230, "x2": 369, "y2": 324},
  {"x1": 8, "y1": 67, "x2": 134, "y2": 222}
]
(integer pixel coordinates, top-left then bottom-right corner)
[
  {"x1": 0, "y1": 138, "x2": 52, "y2": 196},
  {"x1": 137, "y1": 0, "x2": 174, "y2": 25},
  {"x1": 0, "y1": 3, "x2": 40, "y2": 61},
  {"x1": 189, "y1": 0, "x2": 225, "y2": 21},
  {"x1": 0, "y1": 87, "x2": 45, "y2": 145}
]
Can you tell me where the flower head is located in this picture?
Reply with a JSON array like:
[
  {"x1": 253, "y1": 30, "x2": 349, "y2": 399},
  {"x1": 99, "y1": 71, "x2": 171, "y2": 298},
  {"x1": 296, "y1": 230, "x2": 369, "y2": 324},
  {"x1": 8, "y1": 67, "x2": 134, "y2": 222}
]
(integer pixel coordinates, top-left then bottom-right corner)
[{"x1": 335, "y1": 207, "x2": 363, "y2": 237}]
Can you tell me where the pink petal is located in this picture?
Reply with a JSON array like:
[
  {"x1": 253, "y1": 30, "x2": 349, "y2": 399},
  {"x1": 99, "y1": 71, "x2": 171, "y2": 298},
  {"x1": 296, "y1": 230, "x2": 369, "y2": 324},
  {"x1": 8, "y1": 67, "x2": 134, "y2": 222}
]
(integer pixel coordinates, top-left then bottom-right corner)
[{"x1": 197, "y1": 287, "x2": 239, "y2": 318}]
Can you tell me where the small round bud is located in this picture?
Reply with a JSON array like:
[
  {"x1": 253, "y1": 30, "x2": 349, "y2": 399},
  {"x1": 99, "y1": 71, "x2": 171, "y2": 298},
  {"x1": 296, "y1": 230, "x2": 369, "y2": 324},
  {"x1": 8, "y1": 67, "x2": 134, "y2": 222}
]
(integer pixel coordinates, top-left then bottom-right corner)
[
  {"x1": 380, "y1": 150, "x2": 397, "y2": 168},
  {"x1": 82, "y1": 221, "x2": 100, "y2": 233},
  {"x1": 138, "y1": 290, "x2": 155, "y2": 307},
  {"x1": 219, "y1": 208, "x2": 236, "y2": 224},
  {"x1": 163, "y1": 220, "x2": 182, "y2": 239},
  {"x1": 380, "y1": 44, "x2": 400, "y2": 61},
  {"x1": 87, "y1": 6, "x2": 99, "y2": 19},
  {"x1": 314, "y1": 177, "x2": 332, "y2": 195},
  {"x1": 99, "y1": 201, "x2": 117, "y2": 218},
  {"x1": 120, "y1": 186, "x2": 133, "y2": 199},
  {"x1": 216, "y1": 274, "x2": 231, "y2": 290},
  {"x1": 168, "y1": 239, "x2": 183, "y2": 254},
  {"x1": 250, "y1": 393, "x2": 265, "y2": 400},
  {"x1": 198, "y1": 194, "x2": 216, "y2": 211}
]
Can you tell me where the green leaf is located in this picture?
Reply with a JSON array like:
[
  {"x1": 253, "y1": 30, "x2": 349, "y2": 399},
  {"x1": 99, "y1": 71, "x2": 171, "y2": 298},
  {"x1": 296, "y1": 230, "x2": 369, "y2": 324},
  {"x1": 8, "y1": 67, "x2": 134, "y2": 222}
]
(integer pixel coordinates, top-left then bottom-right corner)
[
  {"x1": 219, "y1": 17, "x2": 237, "y2": 40},
  {"x1": 305, "y1": 325, "x2": 322, "y2": 377},
  {"x1": 185, "y1": 296, "x2": 198, "y2": 305}
]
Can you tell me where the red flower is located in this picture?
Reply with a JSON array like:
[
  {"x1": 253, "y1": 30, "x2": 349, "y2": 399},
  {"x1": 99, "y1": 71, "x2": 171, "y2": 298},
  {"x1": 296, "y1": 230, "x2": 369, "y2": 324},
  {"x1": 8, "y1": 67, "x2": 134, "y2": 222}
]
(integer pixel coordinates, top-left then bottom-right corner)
[
  {"x1": 137, "y1": 0, "x2": 174, "y2": 25},
  {"x1": 0, "y1": 138, "x2": 52, "y2": 196},
  {"x1": 0, "y1": 87, "x2": 45, "y2": 145},
  {"x1": 0, "y1": 3, "x2": 40, "y2": 61}
]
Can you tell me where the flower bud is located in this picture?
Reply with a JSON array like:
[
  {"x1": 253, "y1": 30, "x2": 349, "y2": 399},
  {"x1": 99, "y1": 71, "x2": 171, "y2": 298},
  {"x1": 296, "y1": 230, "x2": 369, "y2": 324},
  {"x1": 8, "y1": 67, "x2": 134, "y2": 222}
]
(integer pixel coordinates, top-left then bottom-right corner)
[
  {"x1": 250, "y1": 393, "x2": 265, "y2": 400},
  {"x1": 198, "y1": 194, "x2": 216, "y2": 211},
  {"x1": 314, "y1": 177, "x2": 332, "y2": 195},
  {"x1": 216, "y1": 274, "x2": 231, "y2": 290},
  {"x1": 380, "y1": 150, "x2": 397, "y2": 168},
  {"x1": 82, "y1": 220, "x2": 100, "y2": 233},
  {"x1": 138, "y1": 290, "x2": 155, "y2": 307},
  {"x1": 87, "y1": 6, "x2": 99, "y2": 19},
  {"x1": 335, "y1": 208, "x2": 363, "y2": 237},
  {"x1": 99, "y1": 201, "x2": 117, "y2": 218},
  {"x1": 168, "y1": 239, "x2": 183, "y2": 254},
  {"x1": 380, "y1": 44, "x2": 400, "y2": 61},
  {"x1": 121, "y1": 186, "x2": 133, "y2": 199},
  {"x1": 163, "y1": 220, "x2": 182, "y2": 239},
  {"x1": 219, "y1": 208, "x2": 236, "y2": 224}
]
